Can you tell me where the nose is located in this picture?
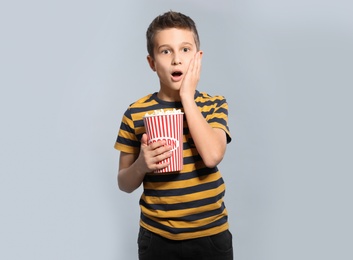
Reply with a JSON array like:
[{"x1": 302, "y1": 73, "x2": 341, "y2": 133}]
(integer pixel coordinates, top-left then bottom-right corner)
[{"x1": 172, "y1": 54, "x2": 181, "y2": 65}]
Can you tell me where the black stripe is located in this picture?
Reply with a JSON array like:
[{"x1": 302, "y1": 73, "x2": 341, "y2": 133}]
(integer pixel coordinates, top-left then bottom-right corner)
[
  {"x1": 174, "y1": 203, "x2": 226, "y2": 222},
  {"x1": 216, "y1": 107, "x2": 228, "y2": 115},
  {"x1": 116, "y1": 136, "x2": 140, "y2": 148},
  {"x1": 208, "y1": 117, "x2": 228, "y2": 126},
  {"x1": 144, "y1": 178, "x2": 224, "y2": 197},
  {"x1": 134, "y1": 119, "x2": 145, "y2": 128},
  {"x1": 144, "y1": 94, "x2": 156, "y2": 103},
  {"x1": 130, "y1": 104, "x2": 161, "y2": 114},
  {"x1": 141, "y1": 212, "x2": 228, "y2": 234},
  {"x1": 140, "y1": 190, "x2": 225, "y2": 211},
  {"x1": 202, "y1": 106, "x2": 228, "y2": 116},
  {"x1": 196, "y1": 98, "x2": 226, "y2": 108},
  {"x1": 144, "y1": 167, "x2": 218, "y2": 183},
  {"x1": 183, "y1": 154, "x2": 203, "y2": 164},
  {"x1": 119, "y1": 121, "x2": 133, "y2": 132}
]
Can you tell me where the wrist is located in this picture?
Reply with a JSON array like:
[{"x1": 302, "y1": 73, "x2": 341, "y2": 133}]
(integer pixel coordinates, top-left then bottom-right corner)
[
  {"x1": 132, "y1": 158, "x2": 148, "y2": 177},
  {"x1": 180, "y1": 92, "x2": 195, "y2": 104}
]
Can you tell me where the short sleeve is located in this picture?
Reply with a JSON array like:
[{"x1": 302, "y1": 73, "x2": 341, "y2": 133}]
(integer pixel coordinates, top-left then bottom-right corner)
[
  {"x1": 207, "y1": 97, "x2": 232, "y2": 143},
  {"x1": 114, "y1": 108, "x2": 141, "y2": 153}
]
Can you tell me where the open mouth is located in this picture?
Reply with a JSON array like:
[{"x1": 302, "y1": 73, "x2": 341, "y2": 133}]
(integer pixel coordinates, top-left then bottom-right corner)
[{"x1": 172, "y1": 71, "x2": 183, "y2": 77}]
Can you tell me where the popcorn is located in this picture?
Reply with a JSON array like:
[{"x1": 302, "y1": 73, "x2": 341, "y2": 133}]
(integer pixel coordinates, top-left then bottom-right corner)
[
  {"x1": 143, "y1": 109, "x2": 184, "y2": 173},
  {"x1": 144, "y1": 108, "x2": 183, "y2": 117}
]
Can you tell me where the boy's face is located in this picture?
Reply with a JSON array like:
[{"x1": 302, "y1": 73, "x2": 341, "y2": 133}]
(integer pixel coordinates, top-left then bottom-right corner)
[{"x1": 147, "y1": 28, "x2": 199, "y2": 95}]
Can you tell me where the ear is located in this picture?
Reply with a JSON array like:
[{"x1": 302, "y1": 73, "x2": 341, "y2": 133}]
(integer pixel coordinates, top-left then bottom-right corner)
[
  {"x1": 199, "y1": 50, "x2": 203, "y2": 58},
  {"x1": 147, "y1": 55, "x2": 156, "y2": 71}
]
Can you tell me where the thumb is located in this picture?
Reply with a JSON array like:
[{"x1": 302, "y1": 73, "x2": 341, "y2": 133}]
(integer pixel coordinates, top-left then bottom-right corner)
[{"x1": 141, "y1": 133, "x2": 148, "y2": 146}]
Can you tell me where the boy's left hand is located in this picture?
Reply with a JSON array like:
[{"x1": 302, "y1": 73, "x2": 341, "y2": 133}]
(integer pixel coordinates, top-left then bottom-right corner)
[{"x1": 179, "y1": 51, "x2": 203, "y2": 100}]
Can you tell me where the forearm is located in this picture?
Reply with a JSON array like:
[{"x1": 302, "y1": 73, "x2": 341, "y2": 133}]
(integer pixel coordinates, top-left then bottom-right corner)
[
  {"x1": 118, "y1": 137, "x2": 173, "y2": 193},
  {"x1": 181, "y1": 96, "x2": 226, "y2": 168},
  {"x1": 118, "y1": 162, "x2": 145, "y2": 193}
]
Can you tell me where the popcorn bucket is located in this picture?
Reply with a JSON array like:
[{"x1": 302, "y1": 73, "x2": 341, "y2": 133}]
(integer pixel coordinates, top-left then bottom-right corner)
[{"x1": 143, "y1": 113, "x2": 184, "y2": 173}]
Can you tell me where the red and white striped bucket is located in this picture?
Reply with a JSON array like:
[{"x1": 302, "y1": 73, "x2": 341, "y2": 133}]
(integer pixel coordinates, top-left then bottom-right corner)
[{"x1": 143, "y1": 113, "x2": 184, "y2": 173}]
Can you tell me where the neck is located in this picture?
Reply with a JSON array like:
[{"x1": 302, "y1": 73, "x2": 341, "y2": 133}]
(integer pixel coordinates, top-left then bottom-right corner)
[{"x1": 157, "y1": 89, "x2": 181, "y2": 102}]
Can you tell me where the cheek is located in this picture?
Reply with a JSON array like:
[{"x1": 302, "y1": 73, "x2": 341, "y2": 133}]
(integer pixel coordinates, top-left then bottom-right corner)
[
  {"x1": 184, "y1": 53, "x2": 196, "y2": 64},
  {"x1": 154, "y1": 62, "x2": 169, "y2": 74},
  {"x1": 155, "y1": 68, "x2": 168, "y2": 80}
]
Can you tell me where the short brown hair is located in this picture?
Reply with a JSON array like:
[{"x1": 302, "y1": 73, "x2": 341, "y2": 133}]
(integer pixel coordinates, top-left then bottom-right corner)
[{"x1": 146, "y1": 11, "x2": 200, "y2": 58}]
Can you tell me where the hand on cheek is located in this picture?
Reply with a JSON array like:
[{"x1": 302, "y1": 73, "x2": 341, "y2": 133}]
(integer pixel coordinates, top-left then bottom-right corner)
[{"x1": 180, "y1": 51, "x2": 203, "y2": 100}]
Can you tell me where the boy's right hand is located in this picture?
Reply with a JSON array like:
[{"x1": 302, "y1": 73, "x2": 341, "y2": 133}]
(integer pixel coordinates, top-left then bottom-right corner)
[{"x1": 136, "y1": 133, "x2": 172, "y2": 173}]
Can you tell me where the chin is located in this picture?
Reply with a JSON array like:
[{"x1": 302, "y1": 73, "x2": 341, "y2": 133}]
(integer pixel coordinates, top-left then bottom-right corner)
[
  {"x1": 160, "y1": 81, "x2": 182, "y2": 93},
  {"x1": 172, "y1": 81, "x2": 182, "y2": 89},
  {"x1": 165, "y1": 83, "x2": 181, "y2": 91}
]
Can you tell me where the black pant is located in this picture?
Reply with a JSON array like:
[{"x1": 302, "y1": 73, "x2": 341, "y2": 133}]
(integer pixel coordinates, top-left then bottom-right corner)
[{"x1": 138, "y1": 227, "x2": 233, "y2": 260}]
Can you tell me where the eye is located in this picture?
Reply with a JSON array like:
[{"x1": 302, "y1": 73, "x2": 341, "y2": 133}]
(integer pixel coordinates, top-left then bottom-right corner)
[
  {"x1": 182, "y1": 47, "x2": 190, "y2": 52},
  {"x1": 161, "y1": 49, "x2": 171, "y2": 54}
]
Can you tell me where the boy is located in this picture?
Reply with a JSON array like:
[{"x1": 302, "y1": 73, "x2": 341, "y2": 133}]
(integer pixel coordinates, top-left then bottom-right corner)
[{"x1": 114, "y1": 11, "x2": 233, "y2": 260}]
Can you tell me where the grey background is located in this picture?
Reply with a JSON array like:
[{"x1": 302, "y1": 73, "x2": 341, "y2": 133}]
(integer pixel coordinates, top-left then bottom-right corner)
[{"x1": 1, "y1": 0, "x2": 352, "y2": 259}]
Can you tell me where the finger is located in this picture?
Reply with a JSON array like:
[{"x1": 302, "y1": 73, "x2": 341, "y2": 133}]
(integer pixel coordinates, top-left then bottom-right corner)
[
  {"x1": 186, "y1": 57, "x2": 194, "y2": 75},
  {"x1": 152, "y1": 161, "x2": 170, "y2": 172},
  {"x1": 197, "y1": 51, "x2": 203, "y2": 70},
  {"x1": 192, "y1": 52, "x2": 200, "y2": 72},
  {"x1": 153, "y1": 149, "x2": 172, "y2": 163},
  {"x1": 199, "y1": 50, "x2": 203, "y2": 58},
  {"x1": 152, "y1": 145, "x2": 172, "y2": 158},
  {"x1": 197, "y1": 51, "x2": 203, "y2": 68},
  {"x1": 149, "y1": 151, "x2": 171, "y2": 171},
  {"x1": 192, "y1": 52, "x2": 202, "y2": 79},
  {"x1": 148, "y1": 140, "x2": 166, "y2": 150},
  {"x1": 140, "y1": 133, "x2": 148, "y2": 146}
]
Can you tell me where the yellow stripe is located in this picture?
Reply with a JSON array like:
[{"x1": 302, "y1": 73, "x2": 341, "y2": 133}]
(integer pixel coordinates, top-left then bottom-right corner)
[
  {"x1": 144, "y1": 208, "x2": 228, "y2": 229},
  {"x1": 141, "y1": 183, "x2": 225, "y2": 205},
  {"x1": 114, "y1": 143, "x2": 139, "y2": 153},
  {"x1": 182, "y1": 148, "x2": 199, "y2": 158},
  {"x1": 122, "y1": 114, "x2": 134, "y2": 127},
  {"x1": 135, "y1": 126, "x2": 146, "y2": 135},
  {"x1": 119, "y1": 129, "x2": 137, "y2": 140},
  {"x1": 140, "y1": 221, "x2": 229, "y2": 241},
  {"x1": 141, "y1": 197, "x2": 225, "y2": 219},
  {"x1": 144, "y1": 171, "x2": 221, "y2": 190},
  {"x1": 131, "y1": 99, "x2": 157, "y2": 108},
  {"x1": 132, "y1": 111, "x2": 151, "y2": 120},
  {"x1": 208, "y1": 112, "x2": 227, "y2": 119}
]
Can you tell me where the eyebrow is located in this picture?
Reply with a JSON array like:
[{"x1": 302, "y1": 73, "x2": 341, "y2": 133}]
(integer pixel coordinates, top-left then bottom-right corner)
[{"x1": 157, "y1": 42, "x2": 193, "y2": 50}]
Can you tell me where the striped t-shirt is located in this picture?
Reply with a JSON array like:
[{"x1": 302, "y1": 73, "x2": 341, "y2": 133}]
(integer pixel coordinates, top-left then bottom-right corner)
[{"x1": 115, "y1": 90, "x2": 232, "y2": 240}]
